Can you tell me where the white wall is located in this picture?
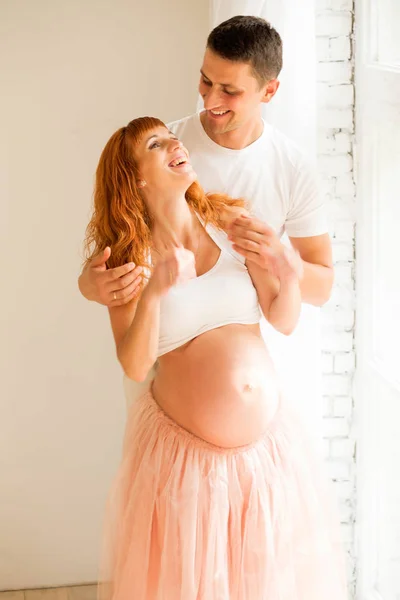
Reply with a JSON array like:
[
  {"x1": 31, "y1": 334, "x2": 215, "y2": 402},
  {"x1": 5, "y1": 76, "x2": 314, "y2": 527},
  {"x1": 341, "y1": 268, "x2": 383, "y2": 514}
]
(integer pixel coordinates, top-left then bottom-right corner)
[
  {"x1": 0, "y1": 0, "x2": 209, "y2": 590},
  {"x1": 315, "y1": 0, "x2": 356, "y2": 596}
]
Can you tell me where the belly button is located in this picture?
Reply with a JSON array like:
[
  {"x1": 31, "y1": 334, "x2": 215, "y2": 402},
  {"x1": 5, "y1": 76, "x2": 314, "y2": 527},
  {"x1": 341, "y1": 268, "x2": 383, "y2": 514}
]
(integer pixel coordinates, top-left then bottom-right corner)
[{"x1": 244, "y1": 383, "x2": 255, "y2": 392}]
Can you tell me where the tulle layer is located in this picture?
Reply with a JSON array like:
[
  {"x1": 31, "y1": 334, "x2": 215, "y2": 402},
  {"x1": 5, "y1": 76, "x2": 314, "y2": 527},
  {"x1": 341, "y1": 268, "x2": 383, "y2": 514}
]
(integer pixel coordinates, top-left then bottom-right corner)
[{"x1": 99, "y1": 391, "x2": 348, "y2": 600}]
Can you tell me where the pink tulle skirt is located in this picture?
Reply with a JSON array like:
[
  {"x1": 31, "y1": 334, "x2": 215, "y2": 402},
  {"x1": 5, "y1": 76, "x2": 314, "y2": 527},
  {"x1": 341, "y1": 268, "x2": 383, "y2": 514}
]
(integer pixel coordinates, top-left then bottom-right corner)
[{"x1": 99, "y1": 391, "x2": 348, "y2": 600}]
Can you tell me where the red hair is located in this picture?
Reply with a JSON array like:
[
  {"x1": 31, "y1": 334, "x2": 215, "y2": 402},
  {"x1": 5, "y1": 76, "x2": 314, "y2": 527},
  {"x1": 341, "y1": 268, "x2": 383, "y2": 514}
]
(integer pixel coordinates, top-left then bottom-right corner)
[{"x1": 84, "y1": 116, "x2": 245, "y2": 270}]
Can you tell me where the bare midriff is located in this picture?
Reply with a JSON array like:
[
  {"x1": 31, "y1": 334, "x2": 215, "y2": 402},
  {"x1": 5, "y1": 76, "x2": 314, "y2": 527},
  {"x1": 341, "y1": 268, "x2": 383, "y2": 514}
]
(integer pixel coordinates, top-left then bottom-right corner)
[{"x1": 152, "y1": 324, "x2": 280, "y2": 448}]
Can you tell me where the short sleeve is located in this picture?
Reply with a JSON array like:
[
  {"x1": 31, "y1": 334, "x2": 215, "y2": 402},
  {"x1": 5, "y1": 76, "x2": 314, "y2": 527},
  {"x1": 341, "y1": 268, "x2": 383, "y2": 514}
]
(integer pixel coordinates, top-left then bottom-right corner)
[{"x1": 285, "y1": 158, "x2": 328, "y2": 238}]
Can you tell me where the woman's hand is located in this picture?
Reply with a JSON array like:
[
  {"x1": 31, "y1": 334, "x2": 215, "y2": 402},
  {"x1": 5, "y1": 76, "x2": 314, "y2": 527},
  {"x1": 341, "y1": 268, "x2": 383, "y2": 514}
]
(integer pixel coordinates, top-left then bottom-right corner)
[
  {"x1": 266, "y1": 246, "x2": 304, "y2": 283},
  {"x1": 147, "y1": 247, "x2": 196, "y2": 297}
]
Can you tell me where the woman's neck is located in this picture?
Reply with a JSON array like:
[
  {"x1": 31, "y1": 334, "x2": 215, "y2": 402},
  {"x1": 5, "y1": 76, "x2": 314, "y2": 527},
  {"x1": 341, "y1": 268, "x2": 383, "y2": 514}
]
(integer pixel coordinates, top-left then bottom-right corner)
[{"x1": 151, "y1": 197, "x2": 200, "y2": 253}]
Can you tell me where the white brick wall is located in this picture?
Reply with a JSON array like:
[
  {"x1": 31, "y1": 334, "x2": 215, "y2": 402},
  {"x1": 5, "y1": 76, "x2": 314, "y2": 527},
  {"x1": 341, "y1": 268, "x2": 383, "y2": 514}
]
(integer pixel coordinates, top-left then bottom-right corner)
[{"x1": 316, "y1": 0, "x2": 356, "y2": 596}]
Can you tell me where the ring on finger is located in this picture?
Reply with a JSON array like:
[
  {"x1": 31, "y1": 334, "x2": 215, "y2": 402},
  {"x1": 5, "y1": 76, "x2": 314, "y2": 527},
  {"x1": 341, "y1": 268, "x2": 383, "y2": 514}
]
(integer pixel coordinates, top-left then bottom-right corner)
[{"x1": 113, "y1": 292, "x2": 117, "y2": 301}]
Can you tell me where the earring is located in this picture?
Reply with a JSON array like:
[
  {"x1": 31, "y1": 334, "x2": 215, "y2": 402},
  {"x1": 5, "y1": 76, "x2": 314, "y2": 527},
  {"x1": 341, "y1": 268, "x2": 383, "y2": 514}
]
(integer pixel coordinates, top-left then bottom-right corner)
[{"x1": 138, "y1": 180, "x2": 147, "y2": 188}]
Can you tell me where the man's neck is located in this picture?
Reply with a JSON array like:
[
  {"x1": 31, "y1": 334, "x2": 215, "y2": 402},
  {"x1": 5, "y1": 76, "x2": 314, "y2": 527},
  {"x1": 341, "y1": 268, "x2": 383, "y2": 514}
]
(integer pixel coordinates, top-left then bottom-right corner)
[{"x1": 200, "y1": 112, "x2": 264, "y2": 150}]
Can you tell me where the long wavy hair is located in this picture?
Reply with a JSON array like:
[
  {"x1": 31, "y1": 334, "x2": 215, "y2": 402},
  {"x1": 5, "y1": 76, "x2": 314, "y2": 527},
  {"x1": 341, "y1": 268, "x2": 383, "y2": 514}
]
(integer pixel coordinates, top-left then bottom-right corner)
[{"x1": 84, "y1": 116, "x2": 245, "y2": 270}]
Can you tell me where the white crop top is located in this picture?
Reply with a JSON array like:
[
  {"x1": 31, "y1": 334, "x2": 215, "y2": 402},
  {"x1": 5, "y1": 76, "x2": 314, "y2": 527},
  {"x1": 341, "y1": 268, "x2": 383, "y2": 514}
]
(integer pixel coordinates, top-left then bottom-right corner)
[{"x1": 157, "y1": 223, "x2": 261, "y2": 357}]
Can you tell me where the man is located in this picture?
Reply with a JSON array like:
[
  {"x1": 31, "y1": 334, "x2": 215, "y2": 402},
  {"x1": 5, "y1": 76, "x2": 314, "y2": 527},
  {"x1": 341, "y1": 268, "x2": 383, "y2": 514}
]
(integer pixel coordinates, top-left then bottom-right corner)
[{"x1": 79, "y1": 16, "x2": 333, "y2": 311}]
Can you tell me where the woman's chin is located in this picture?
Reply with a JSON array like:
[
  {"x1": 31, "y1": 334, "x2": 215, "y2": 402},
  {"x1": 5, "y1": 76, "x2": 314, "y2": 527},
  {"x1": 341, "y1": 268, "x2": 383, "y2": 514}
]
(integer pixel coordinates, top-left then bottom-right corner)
[
  {"x1": 177, "y1": 169, "x2": 197, "y2": 188},
  {"x1": 162, "y1": 166, "x2": 197, "y2": 194}
]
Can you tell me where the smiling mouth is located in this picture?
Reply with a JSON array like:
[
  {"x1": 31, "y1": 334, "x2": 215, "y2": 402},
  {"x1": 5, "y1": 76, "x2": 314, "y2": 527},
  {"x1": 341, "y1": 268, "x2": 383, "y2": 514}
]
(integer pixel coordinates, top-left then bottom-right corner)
[
  {"x1": 168, "y1": 155, "x2": 189, "y2": 168},
  {"x1": 209, "y1": 109, "x2": 230, "y2": 117}
]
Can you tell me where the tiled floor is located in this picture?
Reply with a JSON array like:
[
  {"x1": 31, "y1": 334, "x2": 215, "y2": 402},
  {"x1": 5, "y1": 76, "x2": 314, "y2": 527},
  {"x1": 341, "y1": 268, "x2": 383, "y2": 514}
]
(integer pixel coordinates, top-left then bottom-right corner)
[{"x1": 0, "y1": 585, "x2": 97, "y2": 600}]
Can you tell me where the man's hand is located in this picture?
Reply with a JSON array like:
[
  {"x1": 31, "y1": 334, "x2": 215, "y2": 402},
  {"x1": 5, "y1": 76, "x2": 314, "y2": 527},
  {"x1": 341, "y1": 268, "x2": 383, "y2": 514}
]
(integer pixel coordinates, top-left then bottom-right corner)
[
  {"x1": 78, "y1": 247, "x2": 143, "y2": 307},
  {"x1": 227, "y1": 215, "x2": 303, "y2": 280}
]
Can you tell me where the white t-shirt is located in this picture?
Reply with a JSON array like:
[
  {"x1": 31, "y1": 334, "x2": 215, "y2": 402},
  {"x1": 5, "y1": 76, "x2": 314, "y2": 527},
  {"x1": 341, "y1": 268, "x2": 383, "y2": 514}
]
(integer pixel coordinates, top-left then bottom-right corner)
[{"x1": 168, "y1": 112, "x2": 327, "y2": 239}]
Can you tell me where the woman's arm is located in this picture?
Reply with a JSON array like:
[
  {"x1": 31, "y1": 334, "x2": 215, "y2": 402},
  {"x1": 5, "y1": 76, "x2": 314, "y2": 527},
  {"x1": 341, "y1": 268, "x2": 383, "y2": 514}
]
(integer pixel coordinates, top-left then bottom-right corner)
[
  {"x1": 109, "y1": 286, "x2": 161, "y2": 382},
  {"x1": 247, "y1": 252, "x2": 301, "y2": 336},
  {"x1": 108, "y1": 247, "x2": 196, "y2": 382},
  {"x1": 220, "y1": 206, "x2": 301, "y2": 334}
]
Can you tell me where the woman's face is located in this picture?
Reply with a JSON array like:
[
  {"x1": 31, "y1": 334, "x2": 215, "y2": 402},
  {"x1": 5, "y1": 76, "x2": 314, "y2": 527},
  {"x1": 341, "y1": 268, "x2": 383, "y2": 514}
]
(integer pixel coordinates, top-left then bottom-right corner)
[{"x1": 134, "y1": 126, "x2": 196, "y2": 192}]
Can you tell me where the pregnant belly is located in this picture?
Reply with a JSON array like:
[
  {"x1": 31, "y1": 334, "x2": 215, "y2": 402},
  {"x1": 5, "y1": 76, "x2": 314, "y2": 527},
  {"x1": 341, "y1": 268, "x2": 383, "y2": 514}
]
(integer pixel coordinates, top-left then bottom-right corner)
[{"x1": 152, "y1": 324, "x2": 281, "y2": 447}]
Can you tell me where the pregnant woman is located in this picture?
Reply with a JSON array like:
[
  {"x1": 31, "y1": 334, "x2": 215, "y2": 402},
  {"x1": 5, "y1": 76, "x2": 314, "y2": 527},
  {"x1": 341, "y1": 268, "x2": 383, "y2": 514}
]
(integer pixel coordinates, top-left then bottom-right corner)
[{"x1": 84, "y1": 116, "x2": 347, "y2": 600}]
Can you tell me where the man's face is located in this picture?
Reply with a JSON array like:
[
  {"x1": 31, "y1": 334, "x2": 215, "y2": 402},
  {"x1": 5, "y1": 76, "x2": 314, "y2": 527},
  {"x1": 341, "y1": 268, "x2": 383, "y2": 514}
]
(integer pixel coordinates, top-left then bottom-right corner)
[{"x1": 199, "y1": 49, "x2": 277, "y2": 137}]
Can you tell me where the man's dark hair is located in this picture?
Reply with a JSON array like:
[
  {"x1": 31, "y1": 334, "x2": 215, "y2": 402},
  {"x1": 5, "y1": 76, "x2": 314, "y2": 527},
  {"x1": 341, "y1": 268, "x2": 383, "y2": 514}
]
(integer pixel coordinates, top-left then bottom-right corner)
[{"x1": 207, "y1": 15, "x2": 283, "y2": 86}]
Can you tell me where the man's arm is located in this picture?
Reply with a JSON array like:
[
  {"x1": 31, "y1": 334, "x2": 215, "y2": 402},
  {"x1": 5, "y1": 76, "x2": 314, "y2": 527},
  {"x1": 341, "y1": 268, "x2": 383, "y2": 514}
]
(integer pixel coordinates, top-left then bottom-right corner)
[
  {"x1": 289, "y1": 233, "x2": 333, "y2": 306},
  {"x1": 281, "y1": 151, "x2": 333, "y2": 305}
]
